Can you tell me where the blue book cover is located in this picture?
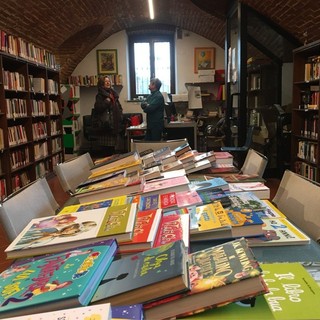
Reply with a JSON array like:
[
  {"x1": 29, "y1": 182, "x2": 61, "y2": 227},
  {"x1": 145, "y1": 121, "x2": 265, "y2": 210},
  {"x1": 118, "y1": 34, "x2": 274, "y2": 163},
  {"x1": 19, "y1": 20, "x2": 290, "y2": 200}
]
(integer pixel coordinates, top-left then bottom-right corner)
[
  {"x1": 190, "y1": 177, "x2": 229, "y2": 192},
  {"x1": 111, "y1": 304, "x2": 144, "y2": 319},
  {"x1": 139, "y1": 194, "x2": 159, "y2": 211},
  {"x1": 0, "y1": 239, "x2": 118, "y2": 318}
]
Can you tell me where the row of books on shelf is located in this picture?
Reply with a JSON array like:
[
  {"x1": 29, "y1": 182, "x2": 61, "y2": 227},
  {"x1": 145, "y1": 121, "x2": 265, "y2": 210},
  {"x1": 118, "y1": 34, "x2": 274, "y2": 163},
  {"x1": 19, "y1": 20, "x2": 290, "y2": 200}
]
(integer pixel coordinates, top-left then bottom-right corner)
[
  {"x1": 67, "y1": 74, "x2": 123, "y2": 86},
  {"x1": 297, "y1": 140, "x2": 317, "y2": 163},
  {"x1": 294, "y1": 160, "x2": 318, "y2": 181},
  {"x1": 0, "y1": 29, "x2": 58, "y2": 69},
  {"x1": 300, "y1": 113, "x2": 318, "y2": 138},
  {"x1": 3, "y1": 71, "x2": 59, "y2": 94},
  {"x1": 5, "y1": 98, "x2": 60, "y2": 119},
  {"x1": 300, "y1": 89, "x2": 320, "y2": 110},
  {"x1": 304, "y1": 56, "x2": 320, "y2": 81}
]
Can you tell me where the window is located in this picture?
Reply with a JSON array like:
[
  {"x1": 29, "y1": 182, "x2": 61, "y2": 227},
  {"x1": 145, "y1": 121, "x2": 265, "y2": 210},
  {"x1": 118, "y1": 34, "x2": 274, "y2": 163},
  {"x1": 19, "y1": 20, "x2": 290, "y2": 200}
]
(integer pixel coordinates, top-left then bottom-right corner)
[{"x1": 128, "y1": 32, "x2": 175, "y2": 99}]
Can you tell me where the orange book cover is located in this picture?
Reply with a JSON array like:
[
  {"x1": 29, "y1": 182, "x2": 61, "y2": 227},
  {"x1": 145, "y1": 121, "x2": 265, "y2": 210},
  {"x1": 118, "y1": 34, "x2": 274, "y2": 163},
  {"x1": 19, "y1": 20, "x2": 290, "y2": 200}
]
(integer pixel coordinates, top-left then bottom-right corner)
[{"x1": 119, "y1": 209, "x2": 162, "y2": 253}]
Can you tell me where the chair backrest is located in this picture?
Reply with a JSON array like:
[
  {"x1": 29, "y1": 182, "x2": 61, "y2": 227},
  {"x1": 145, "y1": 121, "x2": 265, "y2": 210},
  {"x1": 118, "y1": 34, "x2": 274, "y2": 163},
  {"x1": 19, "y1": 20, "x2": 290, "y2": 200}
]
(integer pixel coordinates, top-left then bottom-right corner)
[
  {"x1": 0, "y1": 177, "x2": 60, "y2": 242},
  {"x1": 130, "y1": 138, "x2": 188, "y2": 153},
  {"x1": 273, "y1": 170, "x2": 320, "y2": 242},
  {"x1": 240, "y1": 148, "x2": 268, "y2": 177},
  {"x1": 54, "y1": 153, "x2": 94, "y2": 193}
]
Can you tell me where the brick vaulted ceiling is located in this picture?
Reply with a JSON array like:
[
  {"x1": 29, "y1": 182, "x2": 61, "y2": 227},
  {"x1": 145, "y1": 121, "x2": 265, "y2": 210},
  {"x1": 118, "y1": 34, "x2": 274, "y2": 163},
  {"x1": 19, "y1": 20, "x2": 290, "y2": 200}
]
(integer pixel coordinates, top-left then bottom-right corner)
[{"x1": 0, "y1": 0, "x2": 319, "y2": 81}]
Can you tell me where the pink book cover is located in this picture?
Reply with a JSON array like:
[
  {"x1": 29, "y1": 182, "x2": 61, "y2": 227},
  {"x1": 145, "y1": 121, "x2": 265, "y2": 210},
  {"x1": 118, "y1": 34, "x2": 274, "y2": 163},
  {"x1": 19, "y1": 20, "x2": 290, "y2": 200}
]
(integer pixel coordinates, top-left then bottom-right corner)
[
  {"x1": 143, "y1": 176, "x2": 189, "y2": 193},
  {"x1": 175, "y1": 190, "x2": 203, "y2": 207}
]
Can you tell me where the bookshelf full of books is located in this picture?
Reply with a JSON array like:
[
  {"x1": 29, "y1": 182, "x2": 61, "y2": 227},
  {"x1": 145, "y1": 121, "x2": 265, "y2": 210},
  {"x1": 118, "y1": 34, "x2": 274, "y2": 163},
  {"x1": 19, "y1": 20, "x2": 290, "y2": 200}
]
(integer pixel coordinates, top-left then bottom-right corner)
[
  {"x1": 0, "y1": 30, "x2": 64, "y2": 198},
  {"x1": 61, "y1": 84, "x2": 81, "y2": 154},
  {"x1": 292, "y1": 40, "x2": 320, "y2": 182}
]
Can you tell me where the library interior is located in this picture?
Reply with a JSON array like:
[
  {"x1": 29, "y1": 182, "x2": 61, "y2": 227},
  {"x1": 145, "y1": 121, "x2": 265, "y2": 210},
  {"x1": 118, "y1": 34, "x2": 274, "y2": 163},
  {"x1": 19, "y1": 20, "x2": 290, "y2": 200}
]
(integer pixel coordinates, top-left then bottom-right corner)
[{"x1": 1, "y1": 0, "x2": 320, "y2": 319}]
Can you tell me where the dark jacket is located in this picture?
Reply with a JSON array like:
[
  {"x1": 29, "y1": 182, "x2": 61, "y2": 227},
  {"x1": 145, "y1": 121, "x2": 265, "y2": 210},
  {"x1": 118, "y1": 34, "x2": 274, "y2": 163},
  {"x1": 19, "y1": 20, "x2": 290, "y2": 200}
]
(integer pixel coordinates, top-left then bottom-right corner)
[
  {"x1": 142, "y1": 90, "x2": 165, "y2": 128},
  {"x1": 92, "y1": 86, "x2": 123, "y2": 134}
]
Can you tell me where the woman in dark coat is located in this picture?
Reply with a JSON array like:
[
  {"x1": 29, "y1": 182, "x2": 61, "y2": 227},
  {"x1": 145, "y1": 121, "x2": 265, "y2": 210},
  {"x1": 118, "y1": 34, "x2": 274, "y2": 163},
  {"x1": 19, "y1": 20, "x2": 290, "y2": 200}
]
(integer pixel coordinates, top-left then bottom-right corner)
[{"x1": 92, "y1": 76, "x2": 124, "y2": 151}]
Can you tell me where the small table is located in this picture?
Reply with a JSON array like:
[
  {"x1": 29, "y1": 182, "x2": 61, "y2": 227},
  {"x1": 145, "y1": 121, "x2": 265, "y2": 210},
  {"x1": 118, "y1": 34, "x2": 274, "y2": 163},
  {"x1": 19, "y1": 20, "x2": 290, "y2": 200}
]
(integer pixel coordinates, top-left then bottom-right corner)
[{"x1": 126, "y1": 126, "x2": 147, "y2": 151}]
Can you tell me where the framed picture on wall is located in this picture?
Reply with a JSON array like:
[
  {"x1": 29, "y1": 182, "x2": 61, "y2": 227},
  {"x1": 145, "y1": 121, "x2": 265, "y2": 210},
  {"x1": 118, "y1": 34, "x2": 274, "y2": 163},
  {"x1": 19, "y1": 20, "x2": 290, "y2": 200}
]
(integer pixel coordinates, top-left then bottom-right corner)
[
  {"x1": 194, "y1": 47, "x2": 215, "y2": 73},
  {"x1": 97, "y1": 49, "x2": 118, "y2": 74}
]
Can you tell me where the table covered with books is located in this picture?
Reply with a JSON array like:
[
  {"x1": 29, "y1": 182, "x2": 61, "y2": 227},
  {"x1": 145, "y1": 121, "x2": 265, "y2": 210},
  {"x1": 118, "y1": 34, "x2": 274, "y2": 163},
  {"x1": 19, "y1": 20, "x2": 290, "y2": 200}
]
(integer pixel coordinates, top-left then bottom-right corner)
[{"x1": 2, "y1": 144, "x2": 320, "y2": 320}]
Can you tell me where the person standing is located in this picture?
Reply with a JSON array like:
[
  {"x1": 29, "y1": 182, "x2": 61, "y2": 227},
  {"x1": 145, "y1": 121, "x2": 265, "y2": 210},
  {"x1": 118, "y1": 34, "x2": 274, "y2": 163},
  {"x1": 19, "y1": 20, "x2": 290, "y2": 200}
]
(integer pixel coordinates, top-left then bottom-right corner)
[
  {"x1": 92, "y1": 76, "x2": 124, "y2": 152},
  {"x1": 141, "y1": 78, "x2": 165, "y2": 141}
]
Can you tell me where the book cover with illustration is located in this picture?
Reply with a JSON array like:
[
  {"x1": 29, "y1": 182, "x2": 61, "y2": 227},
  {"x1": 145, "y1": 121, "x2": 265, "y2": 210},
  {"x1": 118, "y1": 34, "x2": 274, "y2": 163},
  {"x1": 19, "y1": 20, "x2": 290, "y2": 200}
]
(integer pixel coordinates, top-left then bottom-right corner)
[
  {"x1": 0, "y1": 240, "x2": 118, "y2": 318},
  {"x1": 58, "y1": 195, "x2": 127, "y2": 214},
  {"x1": 143, "y1": 175, "x2": 190, "y2": 196},
  {"x1": 196, "y1": 188, "x2": 232, "y2": 208},
  {"x1": 190, "y1": 177, "x2": 229, "y2": 192},
  {"x1": 144, "y1": 238, "x2": 268, "y2": 320},
  {"x1": 6, "y1": 303, "x2": 112, "y2": 320},
  {"x1": 5, "y1": 204, "x2": 137, "y2": 259},
  {"x1": 153, "y1": 212, "x2": 190, "y2": 252},
  {"x1": 111, "y1": 304, "x2": 144, "y2": 320},
  {"x1": 119, "y1": 209, "x2": 162, "y2": 253},
  {"x1": 91, "y1": 240, "x2": 190, "y2": 306},
  {"x1": 228, "y1": 191, "x2": 268, "y2": 211},
  {"x1": 175, "y1": 189, "x2": 203, "y2": 208},
  {"x1": 247, "y1": 217, "x2": 311, "y2": 247}
]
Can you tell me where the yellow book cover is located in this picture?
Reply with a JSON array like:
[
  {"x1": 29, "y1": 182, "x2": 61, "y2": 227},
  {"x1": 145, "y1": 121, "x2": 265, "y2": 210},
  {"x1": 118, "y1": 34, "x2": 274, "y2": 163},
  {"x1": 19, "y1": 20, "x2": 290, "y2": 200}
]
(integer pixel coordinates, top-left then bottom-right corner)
[
  {"x1": 89, "y1": 159, "x2": 142, "y2": 179},
  {"x1": 191, "y1": 202, "x2": 231, "y2": 234},
  {"x1": 58, "y1": 195, "x2": 127, "y2": 214}
]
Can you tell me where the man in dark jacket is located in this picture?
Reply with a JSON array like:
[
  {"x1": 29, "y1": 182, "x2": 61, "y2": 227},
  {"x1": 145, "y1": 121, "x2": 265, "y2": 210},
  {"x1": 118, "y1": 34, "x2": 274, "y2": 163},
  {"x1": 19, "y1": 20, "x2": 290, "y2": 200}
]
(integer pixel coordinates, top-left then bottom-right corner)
[{"x1": 141, "y1": 78, "x2": 165, "y2": 141}]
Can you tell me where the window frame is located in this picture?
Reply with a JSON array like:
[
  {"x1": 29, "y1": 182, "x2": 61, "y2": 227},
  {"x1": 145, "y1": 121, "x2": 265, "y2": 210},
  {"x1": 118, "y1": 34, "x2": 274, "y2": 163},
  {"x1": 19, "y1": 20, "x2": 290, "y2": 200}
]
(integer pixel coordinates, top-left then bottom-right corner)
[{"x1": 128, "y1": 33, "x2": 176, "y2": 99}]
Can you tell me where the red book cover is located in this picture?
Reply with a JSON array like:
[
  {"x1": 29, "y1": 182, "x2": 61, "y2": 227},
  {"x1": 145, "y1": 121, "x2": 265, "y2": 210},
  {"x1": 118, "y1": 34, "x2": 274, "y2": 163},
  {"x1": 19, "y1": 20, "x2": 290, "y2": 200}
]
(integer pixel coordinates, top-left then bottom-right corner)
[
  {"x1": 119, "y1": 209, "x2": 162, "y2": 253},
  {"x1": 153, "y1": 213, "x2": 189, "y2": 251},
  {"x1": 160, "y1": 192, "x2": 178, "y2": 209}
]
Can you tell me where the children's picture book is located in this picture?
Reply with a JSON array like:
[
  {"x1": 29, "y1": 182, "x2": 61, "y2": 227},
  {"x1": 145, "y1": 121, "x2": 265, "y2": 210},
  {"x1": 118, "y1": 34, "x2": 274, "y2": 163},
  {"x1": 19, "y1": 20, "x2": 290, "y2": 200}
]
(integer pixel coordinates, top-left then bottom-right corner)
[
  {"x1": 142, "y1": 175, "x2": 190, "y2": 196},
  {"x1": 6, "y1": 303, "x2": 112, "y2": 320},
  {"x1": 118, "y1": 209, "x2": 162, "y2": 253},
  {"x1": 247, "y1": 217, "x2": 311, "y2": 247},
  {"x1": 91, "y1": 151, "x2": 140, "y2": 174},
  {"x1": 189, "y1": 202, "x2": 232, "y2": 241},
  {"x1": 153, "y1": 212, "x2": 190, "y2": 252},
  {"x1": 58, "y1": 195, "x2": 127, "y2": 214},
  {"x1": 91, "y1": 240, "x2": 190, "y2": 306},
  {"x1": 73, "y1": 174, "x2": 145, "y2": 203},
  {"x1": 111, "y1": 304, "x2": 144, "y2": 320},
  {"x1": 187, "y1": 262, "x2": 320, "y2": 319},
  {"x1": 175, "y1": 189, "x2": 203, "y2": 208},
  {"x1": 0, "y1": 240, "x2": 118, "y2": 318},
  {"x1": 228, "y1": 182, "x2": 270, "y2": 199},
  {"x1": 190, "y1": 177, "x2": 229, "y2": 192},
  {"x1": 5, "y1": 204, "x2": 137, "y2": 259},
  {"x1": 144, "y1": 238, "x2": 268, "y2": 320},
  {"x1": 261, "y1": 262, "x2": 320, "y2": 319},
  {"x1": 196, "y1": 188, "x2": 232, "y2": 208},
  {"x1": 228, "y1": 191, "x2": 267, "y2": 211},
  {"x1": 89, "y1": 159, "x2": 143, "y2": 179}
]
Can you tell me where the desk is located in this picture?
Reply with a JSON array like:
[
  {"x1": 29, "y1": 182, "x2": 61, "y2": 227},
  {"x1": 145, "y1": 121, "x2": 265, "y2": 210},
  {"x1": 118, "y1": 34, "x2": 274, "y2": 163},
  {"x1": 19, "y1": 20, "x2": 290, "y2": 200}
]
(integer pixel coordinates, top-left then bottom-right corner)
[
  {"x1": 126, "y1": 126, "x2": 147, "y2": 152},
  {"x1": 165, "y1": 121, "x2": 197, "y2": 150}
]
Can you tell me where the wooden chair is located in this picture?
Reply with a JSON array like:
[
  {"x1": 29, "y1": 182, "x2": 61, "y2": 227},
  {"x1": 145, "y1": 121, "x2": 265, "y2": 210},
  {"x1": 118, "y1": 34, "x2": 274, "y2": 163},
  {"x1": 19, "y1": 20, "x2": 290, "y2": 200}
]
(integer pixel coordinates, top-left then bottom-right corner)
[
  {"x1": 0, "y1": 177, "x2": 60, "y2": 242},
  {"x1": 272, "y1": 170, "x2": 320, "y2": 243},
  {"x1": 54, "y1": 152, "x2": 94, "y2": 194}
]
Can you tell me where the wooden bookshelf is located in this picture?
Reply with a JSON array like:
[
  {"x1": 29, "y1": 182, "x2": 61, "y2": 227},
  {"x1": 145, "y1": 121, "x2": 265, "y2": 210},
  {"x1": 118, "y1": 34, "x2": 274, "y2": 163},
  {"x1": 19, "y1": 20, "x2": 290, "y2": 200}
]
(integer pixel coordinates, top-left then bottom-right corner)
[
  {"x1": 291, "y1": 40, "x2": 320, "y2": 182},
  {"x1": 0, "y1": 51, "x2": 64, "y2": 198}
]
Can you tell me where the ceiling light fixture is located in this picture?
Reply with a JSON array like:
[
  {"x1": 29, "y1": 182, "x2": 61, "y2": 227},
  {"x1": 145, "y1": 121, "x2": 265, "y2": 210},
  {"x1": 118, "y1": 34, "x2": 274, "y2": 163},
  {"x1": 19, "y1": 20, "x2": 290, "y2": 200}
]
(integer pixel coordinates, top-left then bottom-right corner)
[{"x1": 148, "y1": 0, "x2": 154, "y2": 20}]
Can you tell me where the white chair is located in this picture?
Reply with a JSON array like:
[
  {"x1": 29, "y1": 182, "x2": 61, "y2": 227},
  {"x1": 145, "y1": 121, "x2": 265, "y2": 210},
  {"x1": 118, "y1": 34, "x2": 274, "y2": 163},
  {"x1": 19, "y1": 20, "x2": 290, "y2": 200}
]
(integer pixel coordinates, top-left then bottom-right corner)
[
  {"x1": 240, "y1": 148, "x2": 268, "y2": 178},
  {"x1": 0, "y1": 177, "x2": 60, "y2": 242},
  {"x1": 131, "y1": 138, "x2": 188, "y2": 154},
  {"x1": 272, "y1": 170, "x2": 320, "y2": 243},
  {"x1": 54, "y1": 152, "x2": 94, "y2": 193}
]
